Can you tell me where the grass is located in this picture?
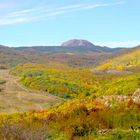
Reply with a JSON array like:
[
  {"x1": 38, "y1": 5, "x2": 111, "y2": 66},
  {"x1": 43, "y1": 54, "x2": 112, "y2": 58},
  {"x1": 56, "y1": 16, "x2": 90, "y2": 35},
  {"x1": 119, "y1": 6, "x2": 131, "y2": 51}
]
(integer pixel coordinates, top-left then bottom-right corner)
[
  {"x1": 0, "y1": 100, "x2": 139, "y2": 139},
  {"x1": 0, "y1": 70, "x2": 60, "y2": 113},
  {"x1": 0, "y1": 79, "x2": 6, "y2": 84}
]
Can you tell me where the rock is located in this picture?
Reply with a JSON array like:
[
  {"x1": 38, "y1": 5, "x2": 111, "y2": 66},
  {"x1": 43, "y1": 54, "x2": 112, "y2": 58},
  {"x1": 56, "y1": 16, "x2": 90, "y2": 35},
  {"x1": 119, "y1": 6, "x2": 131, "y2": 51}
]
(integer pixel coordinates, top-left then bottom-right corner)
[
  {"x1": 61, "y1": 39, "x2": 96, "y2": 48},
  {"x1": 96, "y1": 95, "x2": 129, "y2": 107},
  {"x1": 132, "y1": 88, "x2": 140, "y2": 104},
  {"x1": 106, "y1": 70, "x2": 133, "y2": 74},
  {"x1": 98, "y1": 129, "x2": 108, "y2": 134},
  {"x1": 98, "y1": 129, "x2": 113, "y2": 135}
]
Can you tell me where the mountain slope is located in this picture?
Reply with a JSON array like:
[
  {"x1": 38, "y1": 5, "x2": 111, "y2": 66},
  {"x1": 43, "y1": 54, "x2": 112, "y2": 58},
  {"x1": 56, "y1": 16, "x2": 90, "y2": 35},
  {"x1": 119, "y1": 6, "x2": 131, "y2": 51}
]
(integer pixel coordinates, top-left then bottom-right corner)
[
  {"x1": 0, "y1": 70, "x2": 60, "y2": 113},
  {"x1": 0, "y1": 45, "x2": 110, "y2": 67},
  {"x1": 16, "y1": 39, "x2": 123, "y2": 53},
  {"x1": 61, "y1": 39, "x2": 96, "y2": 47},
  {"x1": 94, "y1": 45, "x2": 140, "y2": 72},
  {"x1": 0, "y1": 45, "x2": 28, "y2": 67},
  {"x1": 61, "y1": 39, "x2": 123, "y2": 52},
  {"x1": 0, "y1": 40, "x2": 130, "y2": 68}
]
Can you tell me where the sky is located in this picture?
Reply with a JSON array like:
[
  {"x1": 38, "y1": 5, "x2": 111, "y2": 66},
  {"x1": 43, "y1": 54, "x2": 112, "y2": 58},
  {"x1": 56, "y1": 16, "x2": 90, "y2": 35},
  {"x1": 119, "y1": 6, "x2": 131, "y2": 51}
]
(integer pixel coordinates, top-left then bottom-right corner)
[{"x1": 0, "y1": 0, "x2": 139, "y2": 48}]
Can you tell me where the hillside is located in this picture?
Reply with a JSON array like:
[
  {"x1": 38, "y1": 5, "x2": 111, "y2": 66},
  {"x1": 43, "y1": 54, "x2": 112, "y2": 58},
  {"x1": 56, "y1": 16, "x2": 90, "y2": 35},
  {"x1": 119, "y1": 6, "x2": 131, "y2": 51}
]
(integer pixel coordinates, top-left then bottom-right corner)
[
  {"x1": 61, "y1": 39, "x2": 123, "y2": 52},
  {"x1": 1, "y1": 43, "x2": 140, "y2": 139},
  {"x1": 0, "y1": 45, "x2": 109, "y2": 67},
  {"x1": 0, "y1": 40, "x2": 125, "y2": 68},
  {"x1": 0, "y1": 97, "x2": 140, "y2": 140},
  {"x1": 16, "y1": 39, "x2": 123, "y2": 53},
  {"x1": 0, "y1": 69, "x2": 60, "y2": 113},
  {"x1": 1, "y1": 49, "x2": 140, "y2": 139},
  {"x1": 94, "y1": 45, "x2": 140, "y2": 72},
  {"x1": 11, "y1": 63, "x2": 140, "y2": 98},
  {"x1": 3, "y1": 62, "x2": 140, "y2": 139}
]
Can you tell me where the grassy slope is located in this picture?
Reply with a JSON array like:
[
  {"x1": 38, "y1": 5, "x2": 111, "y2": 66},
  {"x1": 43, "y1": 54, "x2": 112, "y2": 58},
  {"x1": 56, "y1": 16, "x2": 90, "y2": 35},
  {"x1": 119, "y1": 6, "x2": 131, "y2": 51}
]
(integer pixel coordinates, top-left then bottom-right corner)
[
  {"x1": 94, "y1": 47, "x2": 140, "y2": 71},
  {"x1": 0, "y1": 69, "x2": 60, "y2": 113},
  {"x1": 7, "y1": 62, "x2": 140, "y2": 139},
  {"x1": 0, "y1": 98, "x2": 139, "y2": 139},
  {"x1": 10, "y1": 63, "x2": 140, "y2": 98}
]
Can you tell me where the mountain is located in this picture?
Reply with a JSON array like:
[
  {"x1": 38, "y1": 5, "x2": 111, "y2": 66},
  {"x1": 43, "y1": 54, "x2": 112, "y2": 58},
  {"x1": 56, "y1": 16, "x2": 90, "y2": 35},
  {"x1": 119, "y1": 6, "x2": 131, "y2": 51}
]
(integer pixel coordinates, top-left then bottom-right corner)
[
  {"x1": 0, "y1": 44, "x2": 107, "y2": 67},
  {"x1": 2, "y1": 40, "x2": 137, "y2": 68},
  {"x1": 61, "y1": 39, "x2": 123, "y2": 52},
  {"x1": 61, "y1": 39, "x2": 96, "y2": 48},
  {"x1": 16, "y1": 39, "x2": 123, "y2": 53},
  {"x1": 13, "y1": 39, "x2": 126, "y2": 67}
]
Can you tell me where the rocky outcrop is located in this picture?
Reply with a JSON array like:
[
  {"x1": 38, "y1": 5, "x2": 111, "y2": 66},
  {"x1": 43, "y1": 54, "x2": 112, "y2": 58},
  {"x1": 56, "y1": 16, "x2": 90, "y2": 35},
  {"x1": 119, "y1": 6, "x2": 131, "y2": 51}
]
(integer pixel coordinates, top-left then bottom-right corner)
[
  {"x1": 61, "y1": 39, "x2": 123, "y2": 52},
  {"x1": 61, "y1": 39, "x2": 95, "y2": 48},
  {"x1": 96, "y1": 95, "x2": 129, "y2": 107},
  {"x1": 132, "y1": 88, "x2": 140, "y2": 104}
]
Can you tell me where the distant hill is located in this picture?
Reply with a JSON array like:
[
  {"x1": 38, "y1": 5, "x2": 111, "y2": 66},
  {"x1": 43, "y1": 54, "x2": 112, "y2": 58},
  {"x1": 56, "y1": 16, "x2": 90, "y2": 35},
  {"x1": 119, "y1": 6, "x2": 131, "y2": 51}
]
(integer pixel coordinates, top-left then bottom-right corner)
[
  {"x1": 16, "y1": 39, "x2": 123, "y2": 53},
  {"x1": 2, "y1": 40, "x2": 140, "y2": 68},
  {"x1": 0, "y1": 45, "x2": 12, "y2": 52},
  {"x1": 0, "y1": 44, "x2": 109, "y2": 67},
  {"x1": 94, "y1": 45, "x2": 140, "y2": 72},
  {"x1": 61, "y1": 39, "x2": 96, "y2": 47},
  {"x1": 0, "y1": 45, "x2": 28, "y2": 67},
  {"x1": 61, "y1": 39, "x2": 123, "y2": 52}
]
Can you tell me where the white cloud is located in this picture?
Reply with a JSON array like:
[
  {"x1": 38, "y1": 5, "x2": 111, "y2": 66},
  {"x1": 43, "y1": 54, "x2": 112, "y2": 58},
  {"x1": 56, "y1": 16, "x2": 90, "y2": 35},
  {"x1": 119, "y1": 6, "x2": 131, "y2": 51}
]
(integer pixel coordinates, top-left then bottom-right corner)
[
  {"x1": 0, "y1": 1, "x2": 126, "y2": 25},
  {"x1": 95, "y1": 41, "x2": 140, "y2": 48}
]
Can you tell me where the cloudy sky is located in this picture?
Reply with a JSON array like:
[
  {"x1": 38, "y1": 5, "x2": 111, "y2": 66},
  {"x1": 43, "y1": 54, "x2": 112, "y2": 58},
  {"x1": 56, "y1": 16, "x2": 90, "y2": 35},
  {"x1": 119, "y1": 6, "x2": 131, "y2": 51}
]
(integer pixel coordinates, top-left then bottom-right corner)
[{"x1": 0, "y1": 0, "x2": 139, "y2": 47}]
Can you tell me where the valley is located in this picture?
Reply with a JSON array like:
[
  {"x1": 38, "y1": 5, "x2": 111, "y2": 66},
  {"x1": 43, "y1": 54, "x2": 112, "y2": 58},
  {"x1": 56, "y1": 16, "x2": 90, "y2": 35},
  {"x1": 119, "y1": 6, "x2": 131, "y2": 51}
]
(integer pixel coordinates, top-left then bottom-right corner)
[
  {"x1": 0, "y1": 40, "x2": 140, "y2": 139},
  {"x1": 0, "y1": 0, "x2": 139, "y2": 139}
]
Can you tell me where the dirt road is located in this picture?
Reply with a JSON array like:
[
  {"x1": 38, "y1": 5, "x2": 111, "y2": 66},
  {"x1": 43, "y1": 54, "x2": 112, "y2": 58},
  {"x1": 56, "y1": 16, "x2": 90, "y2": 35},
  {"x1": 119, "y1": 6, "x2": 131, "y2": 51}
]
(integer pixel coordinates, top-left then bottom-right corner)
[{"x1": 0, "y1": 70, "x2": 60, "y2": 113}]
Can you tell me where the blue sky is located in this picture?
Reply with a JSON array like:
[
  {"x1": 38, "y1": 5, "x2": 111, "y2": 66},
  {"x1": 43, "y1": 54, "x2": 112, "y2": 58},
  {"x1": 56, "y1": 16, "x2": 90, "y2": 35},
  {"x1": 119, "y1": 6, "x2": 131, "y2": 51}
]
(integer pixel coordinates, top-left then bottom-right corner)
[{"x1": 0, "y1": 0, "x2": 139, "y2": 47}]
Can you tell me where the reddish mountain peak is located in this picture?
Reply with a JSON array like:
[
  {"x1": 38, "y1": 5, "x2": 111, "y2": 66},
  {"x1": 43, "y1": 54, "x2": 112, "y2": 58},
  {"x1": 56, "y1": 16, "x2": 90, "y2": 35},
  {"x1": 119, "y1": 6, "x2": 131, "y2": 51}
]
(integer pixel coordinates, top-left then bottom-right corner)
[{"x1": 61, "y1": 39, "x2": 95, "y2": 48}]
